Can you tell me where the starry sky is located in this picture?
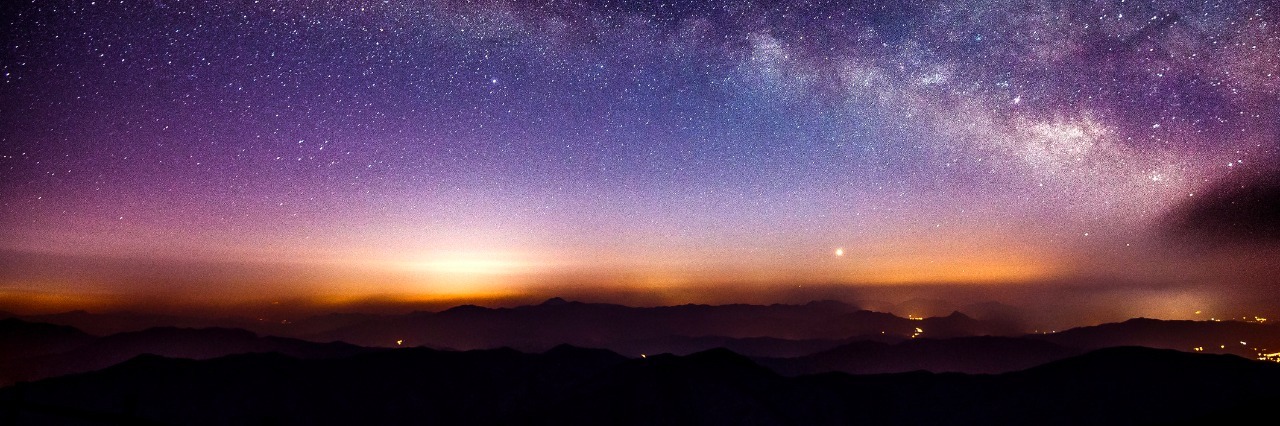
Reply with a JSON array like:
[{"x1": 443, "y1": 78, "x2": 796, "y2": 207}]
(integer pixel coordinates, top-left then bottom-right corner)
[{"x1": 1, "y1": 0, "x2": 1278, "y2": 319}]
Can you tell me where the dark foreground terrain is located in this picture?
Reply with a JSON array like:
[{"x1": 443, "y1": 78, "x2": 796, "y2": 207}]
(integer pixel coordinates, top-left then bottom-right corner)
[
  {"x1": 5, "y1": 301, "x2": 1280, "y2": 425},
  {"x1": 1, "y1": 345, "x2": 1277, "y2": 425}
]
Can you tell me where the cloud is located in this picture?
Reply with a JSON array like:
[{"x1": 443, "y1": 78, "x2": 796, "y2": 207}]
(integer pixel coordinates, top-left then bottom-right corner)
[{"x1": 1163, "y1": 164, "x2": 1280, "y2": 243}]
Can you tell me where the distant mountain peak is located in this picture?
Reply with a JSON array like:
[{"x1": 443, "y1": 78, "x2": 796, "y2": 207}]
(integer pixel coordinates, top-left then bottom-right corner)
[
  {"x1": 540, "y1": 297, "x2": 570, "y2": 306},
  {"x1": 441, "y1": 304, "x2": 489, "y2": 314},
  {"x1": 1115, "y1": 317, "x2": 1177, "y2": 326}
]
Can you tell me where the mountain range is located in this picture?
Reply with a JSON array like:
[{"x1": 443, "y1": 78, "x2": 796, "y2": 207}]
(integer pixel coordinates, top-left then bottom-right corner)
[
  {"x1": 5, "y1": 299, "x2": 1279, "y2": 383},
  {"x1": 2, "y1": 344, "x2": 1276, "y2": 425}
]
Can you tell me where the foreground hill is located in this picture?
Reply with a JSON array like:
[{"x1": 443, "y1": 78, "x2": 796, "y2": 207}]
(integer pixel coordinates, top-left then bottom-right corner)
[
  {"x1": 1, "y1": 345, "x2": 1276, "y2": 425},
  {"x1": 762, "y1": 336, "x2": 1084, "y2": 375}
]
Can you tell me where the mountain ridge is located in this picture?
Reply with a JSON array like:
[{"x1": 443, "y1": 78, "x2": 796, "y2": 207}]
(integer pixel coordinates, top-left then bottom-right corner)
[{"x1": 3, "y1": 345, "x2": 1277, "y2": 425}]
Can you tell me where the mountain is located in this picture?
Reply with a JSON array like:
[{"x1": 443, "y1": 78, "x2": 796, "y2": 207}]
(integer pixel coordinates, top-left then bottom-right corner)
[
  {"x1": 2, "y1": 300, "x2": 1026, "y2": 355},
  {"x1": 985, "y1": 347, "x2": 1280, "y2": 424},
  {"x1": 12, "y1": 310, "x2": 229, "y2": 336},
  {"x1": 1, "y1": 346, "x2": 1277, "y2": 425},
  {"x1": 762, "y1": 336, "x2": 1083, "y2": 375},
  {"x1": 309, "y1": 299, "x2": 1017, "y2": 354},
  {"x1": 0, "y1": 309, "x2": 382, "y2": 338},
  {"x1": 746, "y1": 317, "x2": 1280, "y2": 377},
  {"x1": 1030, "y1": 317, "x2": 1280, "y2": 359},
  {"x1": 0, "y1": 345, "x2": 630, "y2": 425},
  {"x1": 0, "y1": 325, "x2": 372, "y2": 386},
  {"x1": 0, "y1": 319, "x2": 96, "y2": 361},
  {"x1": 531, "y1": 348, "x2": 797, "y2": 424},
  {"x1": 605, "y1": 334, "x2": 861, "y2": 358}
]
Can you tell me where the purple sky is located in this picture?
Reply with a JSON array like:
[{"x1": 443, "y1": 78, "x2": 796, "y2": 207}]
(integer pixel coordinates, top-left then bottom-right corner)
[{"x1": 2, "y1": 0, "x2": 1277, "y2": 320}]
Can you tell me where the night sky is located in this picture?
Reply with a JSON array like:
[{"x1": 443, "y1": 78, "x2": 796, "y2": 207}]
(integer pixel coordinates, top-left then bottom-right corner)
[{"x1": 2, "y1": 0, "x2": 1277, "y2": 319}]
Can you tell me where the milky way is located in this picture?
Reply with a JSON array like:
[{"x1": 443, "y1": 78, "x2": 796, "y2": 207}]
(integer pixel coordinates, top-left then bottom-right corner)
[{"x1": 1, "y1": 0, "x2": 1277, "y2": 316}]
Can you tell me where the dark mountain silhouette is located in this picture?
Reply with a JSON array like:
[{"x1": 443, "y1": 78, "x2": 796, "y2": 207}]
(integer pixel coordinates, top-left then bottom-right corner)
[
  {"x1": 0, "y1": 345, "x2": 629, "y2": 425},
  {"x1": 0, "y1": 309, "x2": 381, "y2": 338},
  {"x1": 751, "y1": 317, "x2": 1280, "y2": 376},
  {"x1": 606, "y1": 334, "x2": 864, "y2": 358},
  {"x1": 10, "y1": 301, "x2": 1280, "y2": 397},
  {"x1": 9, "y1": 310, "x2": 230, "y2": 336},
  {"x1": 0, "y1": 300, "x2": 1024, "y2": 371},
  {"x1": 0, "y1": 319, "x2": 96, "y2": 361},
  {"x1": 241, "y1": 312, "x2": 389, "y2": 339},
  {"x1": 0, "y1": 326, "x2": 372, "y2": 386},
  {"x1": 8, "y1": 304, "x2": 1277, "y2": 385},
  {"x1": 531, "y1": 348, "x2": 800, "y2": 424},
  {"x1": 309, "y1": 299, "x2": 1018, "y2": 355},
  {"x1": 2, "y1": 345, "x2": 1277, "y2": 425},
  {"x1": 2, "y1": 300, "x2": 1022, "y2": 351},
  {"x1": 1030, "y1": 317, "x2": 1280, "y2": 358},
  {"x1": 985, "y1": 347, "x2": 1279, "y2": 424},
  {"x1": 763, "y1": 336, "x2": 1083, "y2": 375},
  {"x1": 957, "y1": 301, "x2": 1029, "y2": 327}
]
